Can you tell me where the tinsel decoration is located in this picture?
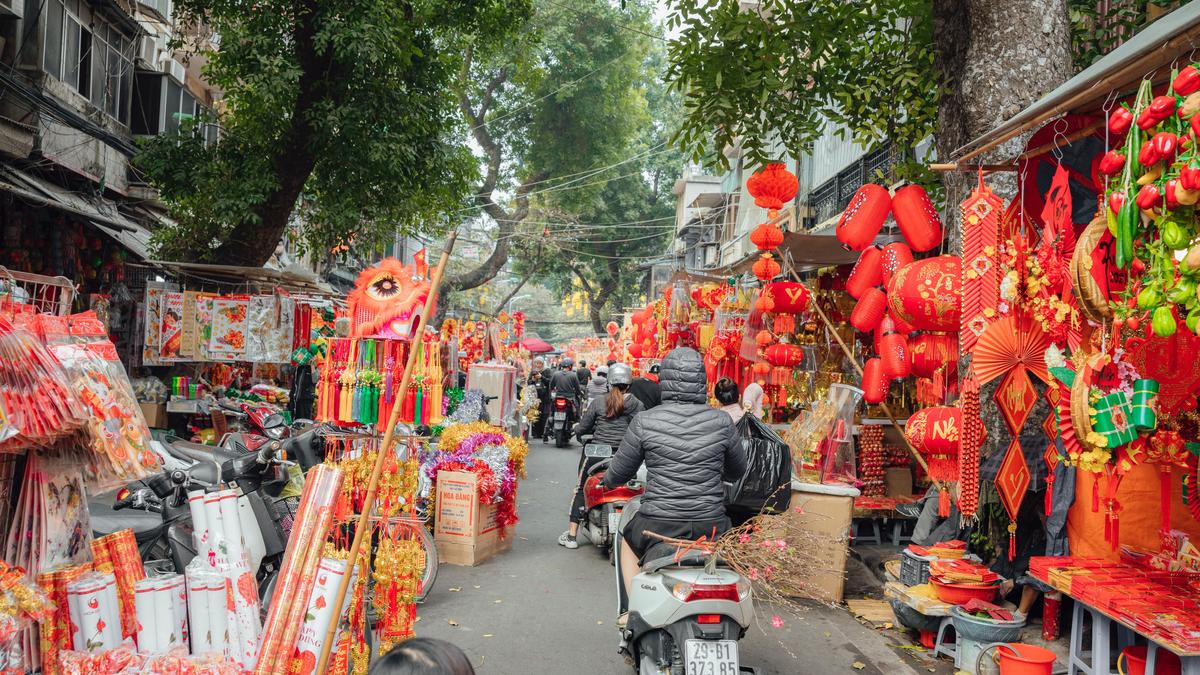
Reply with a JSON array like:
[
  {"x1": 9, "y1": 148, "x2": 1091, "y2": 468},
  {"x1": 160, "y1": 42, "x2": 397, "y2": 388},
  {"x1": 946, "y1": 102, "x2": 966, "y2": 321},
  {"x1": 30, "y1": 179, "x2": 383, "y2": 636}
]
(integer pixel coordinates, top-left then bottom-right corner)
[
  {"x1": 958, "y1": 374, "x2": 983, "y2": 522},
  {"x1": 959, "y1": 172, "x2": 1002, "y2": 354},
  {"x1": 447, "y1": 389, "x2": 485, "y2": 424},
  {"x1": 444, "y1": 387, "x2": 464, "y2": 417}
]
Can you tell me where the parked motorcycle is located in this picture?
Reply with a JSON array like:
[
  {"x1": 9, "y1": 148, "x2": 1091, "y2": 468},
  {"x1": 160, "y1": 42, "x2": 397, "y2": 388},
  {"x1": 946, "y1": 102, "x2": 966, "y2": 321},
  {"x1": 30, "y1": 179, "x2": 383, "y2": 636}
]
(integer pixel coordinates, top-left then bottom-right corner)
[
  {"x1": 550, "y1": 393, "x2": 577, "y2": 448},
  {"x1": 611, "y1": 477, "x2": 754, "y2": 674},
  {"x1": 579, "y1": 443, "x2": 644, "y2": 558}
]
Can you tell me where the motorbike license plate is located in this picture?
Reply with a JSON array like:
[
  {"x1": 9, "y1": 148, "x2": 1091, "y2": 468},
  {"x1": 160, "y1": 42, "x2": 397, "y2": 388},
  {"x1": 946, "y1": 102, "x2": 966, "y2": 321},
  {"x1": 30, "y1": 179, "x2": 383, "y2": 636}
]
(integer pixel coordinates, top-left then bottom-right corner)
[
  {"x1": 684, "y1": 640, "x2": 738, "y2": 675},
  {"x1": 608, "y1": 510, "x2": 621, "y2": 534},
  {"x1": 554, "y1": 412, "x2": 567, "y2": 420}
]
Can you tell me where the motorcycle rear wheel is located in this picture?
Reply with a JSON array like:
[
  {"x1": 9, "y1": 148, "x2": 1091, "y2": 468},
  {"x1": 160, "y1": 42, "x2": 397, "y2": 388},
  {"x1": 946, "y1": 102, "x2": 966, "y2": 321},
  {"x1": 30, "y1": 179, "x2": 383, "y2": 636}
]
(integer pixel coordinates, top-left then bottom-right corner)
[{"x1": 555, "y1": 427, "x2": 569, "y2": 448}]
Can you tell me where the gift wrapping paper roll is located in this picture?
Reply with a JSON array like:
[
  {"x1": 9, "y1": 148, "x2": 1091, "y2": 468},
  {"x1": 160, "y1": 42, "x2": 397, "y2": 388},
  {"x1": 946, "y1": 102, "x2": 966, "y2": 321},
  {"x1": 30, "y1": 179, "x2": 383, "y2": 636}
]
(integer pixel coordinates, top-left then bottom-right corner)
[
  {"x1": 208, "y1": 580, "x2": 235, "y2": 662},
  {"x1": 134, "y1": 578, "x2": 160, "y2": 654},
  {"x1": 254, "y1": 464, "x2": 343, "y2": 674},
  {"x1": 237, "y1": 492, "x2": 266, "y2": 572},
  {"x1": 185, "y1": 565, "x2": 216, "y2": 655},
  {"x1": 188, "y1": 491, "x2": 209, "y2": 560},
  {"x1": 291, "y1": 557, "x2": 356, "y2": 672},
  {"x1": 91, "y1": 528, "x2": 145, "y2": 640},
  {"x1": 36, "y1": 563, "x2": 90, "y2": 675},
  {"x1": 98, "y1": 572, "x2": 122, "y2": 648},
  {"x1": 67, "y1": 574, "x2": 114, "y2": 652},
  {"x1": 203, "y1": 493, "x2": 226, "y2": 567},
  {"x1": 163, "y1": 574, "x2": 189, "y2": 651},
  {"x1": 217, "y1": 488, "x2": 261, "y2": 667}
]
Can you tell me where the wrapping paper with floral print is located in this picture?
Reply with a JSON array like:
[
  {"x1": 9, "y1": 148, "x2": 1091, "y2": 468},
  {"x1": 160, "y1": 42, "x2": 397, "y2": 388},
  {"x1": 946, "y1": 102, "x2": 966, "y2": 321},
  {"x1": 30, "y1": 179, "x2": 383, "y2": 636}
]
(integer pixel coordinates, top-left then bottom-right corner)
[
  {"x1": 158, "y1": 293, "x2": 184, "y2": 362},
  {"x1": 193, "y1": 294, "x2": 216, "y2": 361},
  {"x1": 273, "y1": 296, "x2": 295, "y2": 363},
  {"x1": 140, "y1": 283, "x2": 177, "y2": 366},
  {"x1": 245, "y1": 296, "x2": 275, "y2": 363},
  {"x1": 45, "y1": 314, "x2": 159, "y2": 493},
  {"x1": 208, "y1": 297, "x2": 248, "y2": 361}
]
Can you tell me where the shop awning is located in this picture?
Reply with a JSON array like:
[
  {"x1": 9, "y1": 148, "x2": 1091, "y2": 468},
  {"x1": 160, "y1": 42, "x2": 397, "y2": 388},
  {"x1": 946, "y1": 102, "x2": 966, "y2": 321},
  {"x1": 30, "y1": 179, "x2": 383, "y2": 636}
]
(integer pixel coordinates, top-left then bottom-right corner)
[
  {"x1": 0, "y1": 164, "x2": 144, "y2": 233},
  {"x1": 952, "y1": 3, "x2": 1200, "y2": 163},
  {"x1": 720, "y1": 231, "x2": 860, "y2": 275},
  {"x1": 90, "y1": 219, "x2": 153, "y2": 260},
  {"x1": 141, "y1": 260, "x2": 338, "y2": 296}
]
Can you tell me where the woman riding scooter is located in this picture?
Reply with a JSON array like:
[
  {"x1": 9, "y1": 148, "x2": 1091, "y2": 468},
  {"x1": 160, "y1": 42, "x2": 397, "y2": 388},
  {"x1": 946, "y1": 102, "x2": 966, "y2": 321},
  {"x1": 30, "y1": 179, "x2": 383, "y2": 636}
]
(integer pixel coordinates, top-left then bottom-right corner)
[
  {"x1": 559, "y1": 363, "x2": 643, "y2": 549},
  {"x1": 602, "y1": 348, "x2": 747, "y2": 600}
]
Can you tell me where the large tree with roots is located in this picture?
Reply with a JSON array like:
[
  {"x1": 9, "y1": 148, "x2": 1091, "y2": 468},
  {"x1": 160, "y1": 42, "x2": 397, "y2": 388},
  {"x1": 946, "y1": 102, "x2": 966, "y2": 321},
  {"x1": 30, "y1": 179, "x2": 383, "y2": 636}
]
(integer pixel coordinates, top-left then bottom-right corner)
[{"x1": 137, "y1": 0, "x2": 530, "y2": 266}]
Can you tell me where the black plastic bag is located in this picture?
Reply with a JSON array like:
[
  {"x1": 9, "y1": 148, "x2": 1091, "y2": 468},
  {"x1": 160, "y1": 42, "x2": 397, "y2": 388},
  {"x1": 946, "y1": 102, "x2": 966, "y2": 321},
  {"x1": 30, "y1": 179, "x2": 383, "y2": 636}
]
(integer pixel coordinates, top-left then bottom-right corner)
[{"x1": 728, "y1": 415, "x2": 793, "y2": 515}]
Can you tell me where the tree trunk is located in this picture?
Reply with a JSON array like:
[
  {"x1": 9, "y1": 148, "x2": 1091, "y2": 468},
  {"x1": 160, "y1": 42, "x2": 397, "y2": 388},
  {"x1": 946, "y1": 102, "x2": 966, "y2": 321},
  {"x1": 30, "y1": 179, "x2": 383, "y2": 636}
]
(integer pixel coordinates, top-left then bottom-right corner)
[
  {"x1": 211, "y1": 0, "x2": 328, "y2": 267},
  {"x1": 933, "y1": 0, "x2": 1074, "y2": 254}
]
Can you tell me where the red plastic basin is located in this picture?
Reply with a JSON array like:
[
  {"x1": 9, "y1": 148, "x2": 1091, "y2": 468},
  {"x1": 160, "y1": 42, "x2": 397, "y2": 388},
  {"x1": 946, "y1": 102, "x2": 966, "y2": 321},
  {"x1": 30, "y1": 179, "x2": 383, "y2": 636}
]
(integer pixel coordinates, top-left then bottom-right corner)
[{"x1": 930, "y1": 576, "x2": 999, "y2": 605}]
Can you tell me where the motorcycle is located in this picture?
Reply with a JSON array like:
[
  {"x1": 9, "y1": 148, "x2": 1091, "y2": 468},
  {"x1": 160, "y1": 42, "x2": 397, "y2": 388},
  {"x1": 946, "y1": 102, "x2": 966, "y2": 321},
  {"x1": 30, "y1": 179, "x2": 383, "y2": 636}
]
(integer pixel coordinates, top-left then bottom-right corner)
[
  {"x1": 550, "y1": 393, "x2": 577, "y2": 448},
  {"x1": 580, "y1": 443, "x2": 644, "y2": 558},
  {"x1": 608, "y1": 452, "x2": 754, "y2": 674}
]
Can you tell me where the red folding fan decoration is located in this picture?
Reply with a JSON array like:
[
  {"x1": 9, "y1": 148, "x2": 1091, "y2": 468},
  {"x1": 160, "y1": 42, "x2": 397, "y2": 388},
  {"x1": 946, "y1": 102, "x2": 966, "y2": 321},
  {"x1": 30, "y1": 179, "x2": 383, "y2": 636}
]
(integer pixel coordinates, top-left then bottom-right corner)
[
  {"x1": 995, "y1": 367, "x2": 1037, "y2": 435},
  {"x1": 960, "y1": 172, "x2": 1002, "y2": 355},
  {"x1": 996, "y1": 439, "x2": 1031, "y2": 560},
  {"x1": 972, "y1": 316, "x2": 1049, "y2": 385}
]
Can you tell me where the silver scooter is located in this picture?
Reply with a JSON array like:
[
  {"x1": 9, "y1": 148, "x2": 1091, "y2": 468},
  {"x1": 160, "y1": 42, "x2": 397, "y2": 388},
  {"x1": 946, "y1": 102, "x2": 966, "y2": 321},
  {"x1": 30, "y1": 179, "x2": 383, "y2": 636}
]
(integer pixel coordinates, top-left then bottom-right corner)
[{"x1": 612, "y1": 490, "x2": 755, "y2": 673}]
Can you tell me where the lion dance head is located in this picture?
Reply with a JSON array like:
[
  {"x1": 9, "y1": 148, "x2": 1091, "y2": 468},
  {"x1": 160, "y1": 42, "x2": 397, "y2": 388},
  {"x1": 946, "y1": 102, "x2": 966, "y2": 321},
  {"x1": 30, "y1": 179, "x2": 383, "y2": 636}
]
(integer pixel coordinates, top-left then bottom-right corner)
[{"x1": 346, "y1": 258, "x2": 430, "y2": 339}]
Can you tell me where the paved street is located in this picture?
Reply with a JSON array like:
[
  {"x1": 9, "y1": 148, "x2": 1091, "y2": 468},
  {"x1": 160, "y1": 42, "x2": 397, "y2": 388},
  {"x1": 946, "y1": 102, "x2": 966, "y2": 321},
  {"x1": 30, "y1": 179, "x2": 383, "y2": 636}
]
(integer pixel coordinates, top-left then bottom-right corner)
[{"x1": 417, "y1": 438, "x2": 935, "y2": 674}]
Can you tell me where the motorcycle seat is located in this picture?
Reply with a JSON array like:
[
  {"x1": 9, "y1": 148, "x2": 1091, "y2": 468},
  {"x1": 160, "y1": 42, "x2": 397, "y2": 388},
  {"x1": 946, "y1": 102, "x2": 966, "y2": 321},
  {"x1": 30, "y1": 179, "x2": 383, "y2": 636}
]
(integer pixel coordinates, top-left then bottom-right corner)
[
  {"x1": 167, "y1": 439, "x2": 241, "y2": 465},
  {"x1": 88, "y1": 500, "x2": 163, "y2": 544}
]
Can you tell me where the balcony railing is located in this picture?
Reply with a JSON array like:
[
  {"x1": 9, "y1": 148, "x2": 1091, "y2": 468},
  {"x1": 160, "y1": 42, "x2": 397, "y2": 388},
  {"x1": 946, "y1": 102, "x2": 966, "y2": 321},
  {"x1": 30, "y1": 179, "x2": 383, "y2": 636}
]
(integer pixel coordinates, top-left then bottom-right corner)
[{"x1": 803, "y1": 144, "x2": 908, "y2": 227}]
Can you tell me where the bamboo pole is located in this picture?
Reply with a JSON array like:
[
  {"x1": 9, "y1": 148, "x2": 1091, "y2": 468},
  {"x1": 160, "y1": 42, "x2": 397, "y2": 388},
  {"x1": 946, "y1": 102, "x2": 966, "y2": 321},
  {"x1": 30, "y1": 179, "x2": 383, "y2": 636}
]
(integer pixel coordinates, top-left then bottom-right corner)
[{"x1": 315, "y1": 231, "x2": 459, "y2": 674}]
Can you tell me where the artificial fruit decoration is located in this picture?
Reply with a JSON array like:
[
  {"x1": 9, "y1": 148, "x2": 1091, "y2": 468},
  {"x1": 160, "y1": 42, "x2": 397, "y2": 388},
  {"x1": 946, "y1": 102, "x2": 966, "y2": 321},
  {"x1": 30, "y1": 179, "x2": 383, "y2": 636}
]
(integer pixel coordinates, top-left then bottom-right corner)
[
  {"x1": 1099, "y1": 151, "x2": 1126, "y2": 176},
  {"x1": 1174, "y1": 180, "x2": 1200, "y2": 206},
  {"x1": 1139, "y1": 141, "x2": 1160, "y2": 167},
  {"x1": 1149, "y1": 95, "x2": 1178, "y2": 121},
  {"x1": 1153, "y1": 132, "x2": 1179, "y2": 160},
  {"x1": 1108, "y1": 191, "x2": 1127, "y2": 215},
  {"x1": 1152, "y1": 306, "x2": 1178, "y2": 337},
  {"x1": 1174, "y1": 64, "x2": 1200, "y2": 95},
  {"x1": 1135, "y1": 183, "x2": 1163, "y2": 210},
  {"x1": 1109, "y1": 107, "x2": 1134, "y2": 135}
]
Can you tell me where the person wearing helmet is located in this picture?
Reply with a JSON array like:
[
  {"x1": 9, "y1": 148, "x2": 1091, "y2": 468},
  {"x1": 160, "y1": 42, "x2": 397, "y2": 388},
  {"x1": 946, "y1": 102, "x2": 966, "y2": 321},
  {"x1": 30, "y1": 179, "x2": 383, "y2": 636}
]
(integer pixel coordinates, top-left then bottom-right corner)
[{"x1": 558, "y1": 363, "x2": 643, "y2": 549}]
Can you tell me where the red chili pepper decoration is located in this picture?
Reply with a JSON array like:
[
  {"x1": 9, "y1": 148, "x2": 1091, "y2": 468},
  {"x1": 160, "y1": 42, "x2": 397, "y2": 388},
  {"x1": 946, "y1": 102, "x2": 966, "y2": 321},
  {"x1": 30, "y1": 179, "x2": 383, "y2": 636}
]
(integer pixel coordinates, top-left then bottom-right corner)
[
  {"x1": 1099, "y1": 150, "x2": 1126, "y2": 176},
  {"x1": 1153, "y1": 131, "x2": 1179, "y2": 159},
  {"x1": 1138, "y1": 108, "x2": 1160, "y2": 131},
  {"x1": 1166, "y1": 178, "x2": 1182, "y2": 210},
  {"x1": 1136, "y1": 183, "x2": 1163, "y2": 210},
  {"x1": 1175, "y1": 65, "x2": 1200, "y2": 96},
  {"x1": 1109, "y1": 107, "x2": 1134, "y2": 135},
  {"x1": 1150, "y1": 95, "x2": 1178, "y2": 120},
  {"x1": 1183, "y1": 165, "x2": 1200, "y2": 190},
  {"x1": 1109, "y1": 191, "x2": 1127, "y2": 214},
  {"x1": 1139, "y1": 140, "x2": 1160, "y2": 167}
]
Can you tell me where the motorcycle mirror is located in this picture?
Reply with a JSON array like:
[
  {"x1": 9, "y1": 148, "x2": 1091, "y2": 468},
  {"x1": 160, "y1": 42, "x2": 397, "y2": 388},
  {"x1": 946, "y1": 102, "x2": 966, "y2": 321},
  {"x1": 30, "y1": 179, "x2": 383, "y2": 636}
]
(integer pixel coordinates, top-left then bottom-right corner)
[
  {"x1": 263, "y1": 413, "x2": 285, "y2": 429},
  {"x1": 584, "y1": 443, "x2": 613, "y2": 458}
]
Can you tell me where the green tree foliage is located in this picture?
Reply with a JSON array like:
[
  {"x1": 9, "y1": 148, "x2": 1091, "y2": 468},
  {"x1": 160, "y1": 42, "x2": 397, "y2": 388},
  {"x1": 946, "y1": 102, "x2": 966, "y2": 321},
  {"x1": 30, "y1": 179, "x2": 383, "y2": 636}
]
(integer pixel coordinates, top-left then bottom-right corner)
[
  {"x1": 448, "y1": 0, "x2": 666, "y2": 301},
  {"x1": 137, "y1": 0, "x2": 529, "y2": 266},
  {"x1": 665, "y1": 0, "x2": 938, "y2": 174},
  {"x1": 1068, "y1": 0, "x2": 1181, "y2": 69}
]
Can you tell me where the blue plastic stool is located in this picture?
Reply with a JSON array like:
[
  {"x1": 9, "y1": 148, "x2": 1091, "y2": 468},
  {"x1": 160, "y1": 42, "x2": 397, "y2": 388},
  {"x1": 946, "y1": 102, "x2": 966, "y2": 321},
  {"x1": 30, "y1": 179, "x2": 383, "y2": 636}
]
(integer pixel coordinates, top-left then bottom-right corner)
[
  {"x1": 933, "y1": 616, "x2": 957, "y2": 663},
  {"x1": 1068, "y1": 602, "x2": 1115, "y2": 675}
]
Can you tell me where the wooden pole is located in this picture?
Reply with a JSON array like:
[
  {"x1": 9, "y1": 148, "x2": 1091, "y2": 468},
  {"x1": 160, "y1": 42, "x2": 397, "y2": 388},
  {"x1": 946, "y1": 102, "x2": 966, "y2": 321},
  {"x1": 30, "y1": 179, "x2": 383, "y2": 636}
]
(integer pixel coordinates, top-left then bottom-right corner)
[{"x1": 315, "y1": 232, "x2": 459, "y2": 674}]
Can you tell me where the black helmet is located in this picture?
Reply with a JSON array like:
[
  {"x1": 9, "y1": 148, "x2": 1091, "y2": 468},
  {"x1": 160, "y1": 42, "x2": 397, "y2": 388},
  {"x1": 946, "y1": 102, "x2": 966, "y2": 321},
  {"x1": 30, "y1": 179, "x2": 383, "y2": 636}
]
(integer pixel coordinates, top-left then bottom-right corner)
[{"x1": 560, "y1": 357, "x2": 575, "y2": 368}]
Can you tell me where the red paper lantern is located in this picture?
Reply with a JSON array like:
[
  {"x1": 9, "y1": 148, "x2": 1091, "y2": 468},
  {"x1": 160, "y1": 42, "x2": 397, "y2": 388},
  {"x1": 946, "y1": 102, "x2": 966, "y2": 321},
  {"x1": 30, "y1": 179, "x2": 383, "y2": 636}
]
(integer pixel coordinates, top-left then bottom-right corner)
[
  {"x1": 910, "y1": 332, "x2": 958, "y2": 378},
  {"x1": 753, "y1": 253, "x2": 781, "y2": 281},
  {"x1": 886, "y1": 256, "x2": 961, "y2": 332},
  {"x1": 746, "y1": 163, "x2": 799, "y2": 211},
  {"x1": 881, "y1": 242, "x2": 914, "y2": 283},
  {"x1": 628, "y1": 343, "x2": 644, "y2": 359},
  {"x1": 750, "y1": 222, "x2": 784, "y2": 251},
  {"x1": 605, "y1": 321, "x2": 619, "y2": 336},
  {"x1": 879, "y1": 332, "x2": 912, "y2": 378},
  {"x1": 765, "y1": 343, "x2": 804, "y2": 367},
  {"x1": 755, "y1": 329, "x2": 774, "y2": 347},
  {"x1": 892, "y1": 184, "x2": 944, "y2": 252},
  {"x1": 752, "y1": 361, "x2": 772, "y2": 376},
  {"x1": 755, "y1": 291, "x2": 775, "y2": 313},
  {"x1": 845, "y1": 246, "x2": 883, "y2": 300},
  {"x1": 905, "y1": 406, "x2": 961, "y2": 480},
  {"x1": 762, "y1": 281, "x2": 810, "y2": 314},
  {"x1": 888, "y1": 309, "x2": 916, "y2": 336},
  {"x1": 607, "y1": 351, "x2": 619, "y2": 361},
  {"x1": 862, "y1": 357, "x2": 889, "y2": 404},
  {"x1": 851, "y1": 287, "x2": 888, "y2": 332},
  {"x1": 773, "y1": 314, "x2": 795, "y2": 334},
  {"x1": 837, "y1": 184, "x2": 891, "y2": 250}
]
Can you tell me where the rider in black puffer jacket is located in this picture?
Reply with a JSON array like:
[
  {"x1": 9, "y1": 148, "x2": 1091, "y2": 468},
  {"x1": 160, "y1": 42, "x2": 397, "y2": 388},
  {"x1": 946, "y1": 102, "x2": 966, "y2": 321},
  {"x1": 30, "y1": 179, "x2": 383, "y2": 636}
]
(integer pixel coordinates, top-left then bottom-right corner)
[{"x1": 603, "y1": 348, "x2": 747, "y2": 585}]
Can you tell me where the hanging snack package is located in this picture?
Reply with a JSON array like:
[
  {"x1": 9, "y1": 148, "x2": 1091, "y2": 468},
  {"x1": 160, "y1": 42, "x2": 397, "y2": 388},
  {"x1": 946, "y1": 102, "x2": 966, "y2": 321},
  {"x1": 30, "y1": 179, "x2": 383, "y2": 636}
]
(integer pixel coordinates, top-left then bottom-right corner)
[{"x1": 44, "y1": 313, "x2": 159, "y2": 493}]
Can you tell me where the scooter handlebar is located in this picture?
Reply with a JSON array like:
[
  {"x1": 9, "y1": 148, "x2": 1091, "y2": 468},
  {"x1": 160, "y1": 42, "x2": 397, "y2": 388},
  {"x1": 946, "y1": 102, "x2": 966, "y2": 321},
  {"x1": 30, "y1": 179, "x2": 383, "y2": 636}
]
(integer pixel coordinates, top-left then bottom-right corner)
[{"x1": 114, "y1": 488, "x2": 162, "y2": 513}]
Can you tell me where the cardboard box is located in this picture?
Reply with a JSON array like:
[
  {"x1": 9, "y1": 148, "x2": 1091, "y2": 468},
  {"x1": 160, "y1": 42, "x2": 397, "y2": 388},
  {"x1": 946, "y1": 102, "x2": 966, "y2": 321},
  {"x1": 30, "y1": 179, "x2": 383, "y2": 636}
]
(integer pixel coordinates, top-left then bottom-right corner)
[
  {"x1": 884, "y1": 467, "x2": 913, "y2": 498},
  {"x1": 788, "y1": 487, "x2": 854, "y2": 602},
  {"x1": 435, "y1": 471, "x2": 513, "y2": 566},
  {"x1": 139, "y1": 402, "x2": 167, "y2": 428}
]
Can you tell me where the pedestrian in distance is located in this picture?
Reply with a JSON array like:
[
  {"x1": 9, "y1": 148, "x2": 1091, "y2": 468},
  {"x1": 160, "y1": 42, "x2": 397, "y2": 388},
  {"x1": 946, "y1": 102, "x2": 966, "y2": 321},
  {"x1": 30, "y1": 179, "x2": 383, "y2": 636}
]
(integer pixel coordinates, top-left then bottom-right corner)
[
  {"x1": 628, "y1": 363, "x2": 661, "y2": 410},
  {"x1": 368, "y1": 637, "x2": 475, "y2": 674}
]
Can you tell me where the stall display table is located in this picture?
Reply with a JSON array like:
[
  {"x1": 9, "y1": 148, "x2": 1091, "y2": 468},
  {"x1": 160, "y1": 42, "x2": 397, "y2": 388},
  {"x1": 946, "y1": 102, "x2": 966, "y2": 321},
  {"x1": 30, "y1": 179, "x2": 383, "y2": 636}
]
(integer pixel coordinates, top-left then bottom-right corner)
[{"x1": 1029, "y1": 558, "x2": 1200, "y2": 674}]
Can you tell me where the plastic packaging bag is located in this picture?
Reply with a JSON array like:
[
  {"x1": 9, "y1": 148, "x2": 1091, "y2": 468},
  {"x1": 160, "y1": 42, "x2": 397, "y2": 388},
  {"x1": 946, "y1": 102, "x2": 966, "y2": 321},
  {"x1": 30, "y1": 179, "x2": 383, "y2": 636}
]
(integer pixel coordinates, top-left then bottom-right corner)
[{"x1": 729, "y1": 415, "x2": 793, "y2": 515}]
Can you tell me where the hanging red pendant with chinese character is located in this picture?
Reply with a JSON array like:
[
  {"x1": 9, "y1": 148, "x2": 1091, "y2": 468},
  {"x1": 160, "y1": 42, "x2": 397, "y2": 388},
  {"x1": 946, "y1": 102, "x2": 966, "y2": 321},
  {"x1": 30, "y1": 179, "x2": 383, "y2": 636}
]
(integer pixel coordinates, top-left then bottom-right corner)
[{"x1": 996, "y1": 439, "x2": 1031, "y2": 560}]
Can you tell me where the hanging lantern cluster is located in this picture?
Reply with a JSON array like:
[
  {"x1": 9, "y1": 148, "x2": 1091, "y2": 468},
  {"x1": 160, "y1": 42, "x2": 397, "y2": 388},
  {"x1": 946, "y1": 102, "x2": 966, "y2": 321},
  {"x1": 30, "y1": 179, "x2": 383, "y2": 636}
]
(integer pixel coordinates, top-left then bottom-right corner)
[
  {"x1": 746, "y1": 164, "x2": 797, "y2": 282},
  {"x1": 753, "y1": 253, "x2": 781, "y2": 281},
  {"x1": 750, "y1": 222, "x2": 784, "y2": 251}
]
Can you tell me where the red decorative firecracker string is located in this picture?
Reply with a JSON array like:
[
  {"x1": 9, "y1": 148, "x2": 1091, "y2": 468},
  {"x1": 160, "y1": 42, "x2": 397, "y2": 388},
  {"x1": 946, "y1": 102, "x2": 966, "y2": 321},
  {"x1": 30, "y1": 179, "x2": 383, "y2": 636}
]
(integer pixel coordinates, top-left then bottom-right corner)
[
  {"x1": 859, "y1": 426, "x2": 886, "y2": 497},
  {"x1": 958, "y1": 374, "x2": 984, "y2": 522}
]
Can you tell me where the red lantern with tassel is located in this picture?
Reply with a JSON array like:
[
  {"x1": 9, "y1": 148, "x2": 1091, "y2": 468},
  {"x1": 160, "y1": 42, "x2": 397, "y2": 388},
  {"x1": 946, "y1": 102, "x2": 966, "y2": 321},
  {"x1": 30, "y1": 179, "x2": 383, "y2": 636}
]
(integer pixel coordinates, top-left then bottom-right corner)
[
  {"x1": 753, "y1": 253, "x2": 781, "y2": 281},
  {"x1": 762, "y1": 281, "x2": 810, "y2": 314},
  {"x1": 905, "y1": 405, "x2": 961, "y2": 491},
  {"x1": 837, "y1": 184, "x2": 891, "y2": 250},
  {"x1": 754, "y1": 329, "x2": 774, "y2": 347},
  {"x1": 910, "y1": 332, "x2": 959, "y2": 378},
  {"x1": 892, "y1": 184, "x2": 944, "y2": 252},
  {"x1": 862, "y1": 358, "x2": 889, "y2": 404},
  {"x1": 880, "y1": 332, "x2": 912, "y2": 378},
  {"x1": 845, "y1": 246, "x2": 883, "y2": 299},
  {"x1": 605, "y1": 321, "x2": 619, "y2": 336},
  {"x1": 886, "y1": 256, "x2": 961, "y2": 332},
  {"x1": 765, "y1": 343, "x2": 804, "y2": 367},
  {"x1": 888, "y1": 309, "x2": 916, "y2": 336},
  {"x1": 773, "y1": 314, "x2": 795, "y2": 334},
  {"x1": 752, "y1": 361, "x2": 771, "y2": 377},
  {"x1": 628, "y1": 343, "x2": 644, "y2": 359},
  {"x1": 746, "y1": 163, "x2": 799, "y2": 212},
  {"x1": 881, "y1": 242, "x2": 914, "y2": 283},
  {"x1": 750, "y1": 222, "x2": 784, "y2": 251},
  {"x1": 755, "y1": 291, "x2": 775, "y2": 313},
  {"x1": 851, "y1": 287, "x2": 888, "y2": 332}
]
